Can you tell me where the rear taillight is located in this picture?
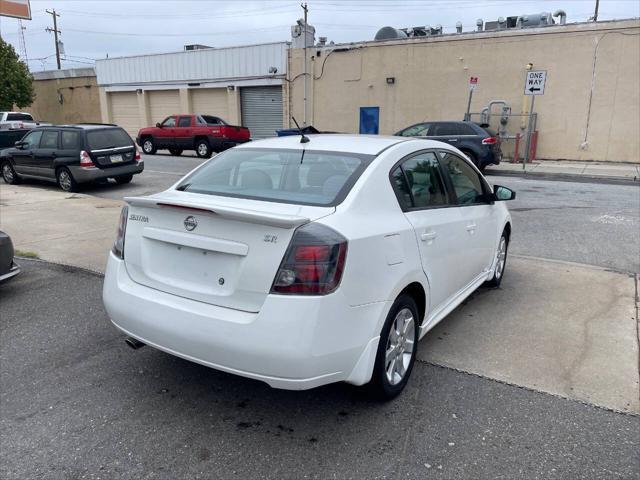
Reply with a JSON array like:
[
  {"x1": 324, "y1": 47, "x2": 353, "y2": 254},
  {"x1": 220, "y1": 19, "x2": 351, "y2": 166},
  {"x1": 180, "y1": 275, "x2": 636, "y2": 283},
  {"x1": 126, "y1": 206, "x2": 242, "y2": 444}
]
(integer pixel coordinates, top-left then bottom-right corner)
[
  {"x1": 80, "y1": 150, "x2": 95, "y2": 168},
  {"x1": 271, "y1": 223, "x2": 347, "y2": 295},
  {"x1": 482, "y1": 137, "x2": 498, "y2": 145},
  {"x1": 112, "y1": 205, "x2": 128, "y2": 259},
  {"x1": 135, "y1": 148, "x2": 141, "y2": 162}
]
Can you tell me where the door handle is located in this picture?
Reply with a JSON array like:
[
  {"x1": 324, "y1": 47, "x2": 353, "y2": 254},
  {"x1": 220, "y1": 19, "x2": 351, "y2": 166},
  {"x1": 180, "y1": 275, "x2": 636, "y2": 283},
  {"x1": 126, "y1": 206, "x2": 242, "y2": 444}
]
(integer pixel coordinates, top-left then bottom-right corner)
[
  {"x1": 448, "y1": 138, "x2": 458, "y2": 142},
  {"x1": 51, "y1": 152, "x2": 57, "y2": 158},
  {"x1": 421, "y1": 231, "x2": 437, "y2": 241},
  {"x1": 465, "y1": 223, "x2": 477, "y2": 232}
]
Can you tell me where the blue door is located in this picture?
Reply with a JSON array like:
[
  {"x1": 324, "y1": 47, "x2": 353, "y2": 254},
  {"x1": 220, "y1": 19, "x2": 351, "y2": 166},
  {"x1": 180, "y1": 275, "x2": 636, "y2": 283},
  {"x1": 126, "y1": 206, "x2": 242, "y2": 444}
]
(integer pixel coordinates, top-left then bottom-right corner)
[{"x1": 359, "y1": 107, "x2": 379, "y2": 134}]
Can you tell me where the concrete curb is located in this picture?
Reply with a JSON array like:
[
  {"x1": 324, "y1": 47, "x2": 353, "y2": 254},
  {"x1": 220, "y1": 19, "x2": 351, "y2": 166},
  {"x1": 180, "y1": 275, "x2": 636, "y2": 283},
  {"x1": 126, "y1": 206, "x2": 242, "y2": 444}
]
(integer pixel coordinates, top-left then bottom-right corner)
[{"x1": 485, "y1": 169, "x2": 639, "y2": 186}]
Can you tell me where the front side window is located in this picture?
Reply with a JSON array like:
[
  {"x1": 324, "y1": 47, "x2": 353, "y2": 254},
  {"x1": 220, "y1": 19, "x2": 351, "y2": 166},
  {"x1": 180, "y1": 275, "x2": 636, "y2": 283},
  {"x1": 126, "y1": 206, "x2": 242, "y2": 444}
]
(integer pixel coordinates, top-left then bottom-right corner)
[
  {"x1": 21, "y1": 130, "x2": 43, "y2": 149},
  {"x1": 177, "y1": 148, "x2": 371, "y2": 206},
  {"x1": 440, "y1": 152, "x2": 487, "y2": 205},
  {"x1": 178, "y1": 116, "x2": 191, "y2": 127},
  {"x1": 398, "y1": 123, "x2": 430, "y2": 137},
  {"x1": 40, "y1": 130, "x2": 59, "y2": 149},
  {"x1": 390, "y1": 151, "x2": 449, "y2": 209},
  {"x1": 161, "y1": 116, "x2": 176, "y2": 127}
]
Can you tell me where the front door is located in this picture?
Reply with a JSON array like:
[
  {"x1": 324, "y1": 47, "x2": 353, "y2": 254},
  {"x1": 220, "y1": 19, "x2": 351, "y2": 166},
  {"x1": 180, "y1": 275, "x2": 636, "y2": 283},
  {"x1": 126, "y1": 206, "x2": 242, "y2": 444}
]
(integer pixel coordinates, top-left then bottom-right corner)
[
  {"x1": 11, "y1": 130, "x2": 43, "y2": 176},
  {"x1": 390, "y1": 150, "x2": 463, "y2": 316},
  {"x1": 439, "y1": 151, "x2": 498, "y2": 286},
  {"x1": 156, "y1": 116, "x2": 177, "y2": 149},
  {"x1": 428, "y1": 122, "x2": 461, "y2": 147}
]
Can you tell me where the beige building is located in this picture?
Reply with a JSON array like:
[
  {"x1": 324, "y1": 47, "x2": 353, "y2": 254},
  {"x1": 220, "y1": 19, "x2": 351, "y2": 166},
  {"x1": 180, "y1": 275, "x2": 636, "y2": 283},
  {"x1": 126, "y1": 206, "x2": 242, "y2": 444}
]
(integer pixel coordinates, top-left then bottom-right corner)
[
  {"x1": 287, "y1": 19, "x2": 640, "y2": 163},
  {"x1": 19, "y1": 68, "x2": 101, "y2": 124}
]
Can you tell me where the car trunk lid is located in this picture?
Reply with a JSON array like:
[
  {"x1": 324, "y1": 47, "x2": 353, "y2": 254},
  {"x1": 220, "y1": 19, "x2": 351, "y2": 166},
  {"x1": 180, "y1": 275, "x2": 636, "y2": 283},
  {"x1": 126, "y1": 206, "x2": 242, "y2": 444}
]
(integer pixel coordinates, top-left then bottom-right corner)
[{"x1": 123, "y1": 191, "x2": 334, "y2": 312}]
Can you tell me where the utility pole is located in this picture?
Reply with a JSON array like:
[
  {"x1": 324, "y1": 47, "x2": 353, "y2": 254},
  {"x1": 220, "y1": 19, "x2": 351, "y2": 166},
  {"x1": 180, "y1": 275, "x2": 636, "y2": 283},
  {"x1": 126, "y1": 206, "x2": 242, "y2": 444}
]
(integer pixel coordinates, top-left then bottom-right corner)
[
  {"x1": 301, "y1": 2, "x2": 308, "y2": 126},
  {"x1": 593, "y1": 0, "x2": 600, "y2": 22},
  {"x1": 45, "y1": 9, "x2": 61, "y2": 69}
]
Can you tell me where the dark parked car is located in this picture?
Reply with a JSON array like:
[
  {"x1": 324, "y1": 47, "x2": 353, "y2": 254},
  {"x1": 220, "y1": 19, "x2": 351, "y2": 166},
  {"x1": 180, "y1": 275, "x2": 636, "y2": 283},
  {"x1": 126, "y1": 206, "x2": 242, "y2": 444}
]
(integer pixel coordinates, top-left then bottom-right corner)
[
  {"x1": 0, "y1": 231, "x2": 20, "y2": 284},
  {"x1": 0, "y1": 124, "x2": 144, "y2": 192},
  {"x1": 395, "y1": 121, "x2": 502, "y2": 171}
]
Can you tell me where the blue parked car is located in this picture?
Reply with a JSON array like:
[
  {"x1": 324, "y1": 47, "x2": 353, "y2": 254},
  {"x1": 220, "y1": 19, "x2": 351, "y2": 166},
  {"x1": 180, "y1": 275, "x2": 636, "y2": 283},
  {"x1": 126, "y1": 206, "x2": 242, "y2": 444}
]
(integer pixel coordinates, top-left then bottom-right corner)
[{"x1": 394, "y1": 121, "x2": 502, "y2": 171}]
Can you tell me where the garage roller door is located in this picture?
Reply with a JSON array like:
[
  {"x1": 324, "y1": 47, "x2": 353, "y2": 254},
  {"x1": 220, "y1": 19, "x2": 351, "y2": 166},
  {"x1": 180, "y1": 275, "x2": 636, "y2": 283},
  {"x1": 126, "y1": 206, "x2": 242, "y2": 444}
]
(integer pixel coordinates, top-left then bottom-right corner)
[
  {"x1": 191, "y1": 88, "x2": 228, "y2": 118},
  {"x1": 110, "y1": 91, "x2": 140, "y2": 138},
  {"x1": 240, "y1": 86, "x2": 283, "y2": 139},
  {"x1": 148, "y1": 90, "x2": 180, "y2": 125}
]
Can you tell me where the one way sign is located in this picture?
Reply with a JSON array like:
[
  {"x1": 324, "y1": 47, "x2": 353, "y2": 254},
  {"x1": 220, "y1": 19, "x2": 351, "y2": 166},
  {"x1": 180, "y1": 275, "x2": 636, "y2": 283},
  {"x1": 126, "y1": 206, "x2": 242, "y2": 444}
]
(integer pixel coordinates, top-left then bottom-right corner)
[{"x1": 524, "y1": 70, "x2": 547, "y2": 96}]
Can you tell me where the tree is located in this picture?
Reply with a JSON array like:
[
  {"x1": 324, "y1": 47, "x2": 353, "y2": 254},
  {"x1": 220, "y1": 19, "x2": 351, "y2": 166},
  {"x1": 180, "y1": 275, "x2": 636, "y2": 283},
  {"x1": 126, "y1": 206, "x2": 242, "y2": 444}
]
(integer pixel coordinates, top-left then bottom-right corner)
[{"x1": 0, "y1": 37, "x2": 35, "y2": 111}]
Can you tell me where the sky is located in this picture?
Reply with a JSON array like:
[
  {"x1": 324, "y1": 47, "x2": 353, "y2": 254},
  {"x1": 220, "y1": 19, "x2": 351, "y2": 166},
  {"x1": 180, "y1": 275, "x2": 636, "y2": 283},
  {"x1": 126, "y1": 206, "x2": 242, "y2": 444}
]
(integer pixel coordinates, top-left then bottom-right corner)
[{"x1": 0, "y1": 0, "x2": 638, "y2": 71}]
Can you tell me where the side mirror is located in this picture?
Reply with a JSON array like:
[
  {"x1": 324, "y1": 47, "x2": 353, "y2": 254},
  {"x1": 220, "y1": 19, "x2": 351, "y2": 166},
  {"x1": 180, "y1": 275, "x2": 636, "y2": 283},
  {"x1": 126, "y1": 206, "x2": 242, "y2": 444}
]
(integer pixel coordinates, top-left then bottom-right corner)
[
  {"x1": 156, "y1": 122, "x2": 162, "y2": 128},
  {"x1": 14, "y1": 141, "x2": 25, "y2": 149},
  {"x1": 493, "y1": 185, "x2": 516, "y2": 201}
]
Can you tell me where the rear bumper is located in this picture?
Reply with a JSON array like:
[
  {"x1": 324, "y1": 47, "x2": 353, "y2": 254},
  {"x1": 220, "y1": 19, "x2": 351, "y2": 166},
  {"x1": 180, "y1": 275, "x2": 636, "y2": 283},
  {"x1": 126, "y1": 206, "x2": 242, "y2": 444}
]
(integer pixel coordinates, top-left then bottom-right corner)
[
  {"x1": 478, "y1": 147, "x2": 502, "y2": 167},
  {"x1": 102, "y1": 253, "x2": 388, "y2": 390},
  {"x1": 0, "y1": 261, "x2": 21, "y2": 283},
  {"x1": 69, "y1": 162, "x2": 144, "y2": 183}
]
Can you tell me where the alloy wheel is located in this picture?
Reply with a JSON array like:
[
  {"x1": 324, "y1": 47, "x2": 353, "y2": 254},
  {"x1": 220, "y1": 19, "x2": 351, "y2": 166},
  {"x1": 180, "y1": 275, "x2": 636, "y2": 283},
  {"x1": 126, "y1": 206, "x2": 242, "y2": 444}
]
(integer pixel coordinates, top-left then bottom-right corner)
[
  {"x1": 58, "y1": 170, "x2": 72, "y2": 191},
  {"x1": 143, "y1": 140, "x2": 153, "y2": 153},
  {"x1": 197, "y1": 143, "x2": 209, "y2": 157},
  {"x1": 495, "y1": 236, "x2": 507, "y2": 279},
  {"x1": 385, "y1": 308, "x2": 415, "y2": 385},
  {"x1": 2, "y1": 164, "x2": 14, "y2": 182}
]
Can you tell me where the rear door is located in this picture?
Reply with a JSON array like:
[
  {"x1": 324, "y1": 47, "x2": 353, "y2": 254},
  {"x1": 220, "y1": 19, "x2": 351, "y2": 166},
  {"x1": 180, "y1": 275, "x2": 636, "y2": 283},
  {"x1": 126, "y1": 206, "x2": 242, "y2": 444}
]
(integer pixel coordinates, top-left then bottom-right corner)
[
  {"x1": 86, "y1": 128, "x2": 136, "y2": 169},
  {"x1": 175, "y1": 116, "x2": 193, "y2": 149},
  {"x1": 438, "y1": 150, "x2": 498, "y2": 286},
  {"x1": 11, "y1": 130, "x2": 42, "y2": 175},
  {"x1": 428, "y1": 122, "x2": 461, "y2": 147},
  {"x1": 389, "y1": 150, "x2": 464, "y2": 314},
  {"x1": 34, "y1": 129, "x2": 59, "y2": 179}
]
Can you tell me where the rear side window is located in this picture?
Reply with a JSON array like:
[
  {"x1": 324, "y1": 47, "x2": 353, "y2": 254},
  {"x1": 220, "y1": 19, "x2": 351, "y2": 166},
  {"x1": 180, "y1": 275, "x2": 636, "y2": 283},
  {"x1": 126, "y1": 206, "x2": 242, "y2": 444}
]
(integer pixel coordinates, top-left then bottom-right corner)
[
  {"x1": 440, "y1": 152, "x2": 487, "y2": 205},
  {"x1": 61, "y1": 131, "x2": 80, "y2": 149},
  {"x1": 398, "y1": 123, "x2": 430, "y2": 137},
  {"x1": 40, "y1": 130, "x2": 59, "y2": 149},
  {"x1": 178, "y1": 116, "x2": 191, "y2": 127},
  {"x1": 178, "y1": 148, "x2": 371, "y2": 206},
  {"x1": 457, "y1": 123, "x2": 477, "y2": 135},
  {"x1": 6, "y1": 113, "x2": 33, "y2": 121},
  {"x1": 391, "y1": 151, "x2": 449, "y2": 209},
  {"x1": 86, "y1": 128, "x2": 133, "y2": 150},
  {"x1": 200, "y1": 115, "x2": 226, "y2": 125},
  {"x1": 430, "y1": 123, "x2": 458, "y2": 136}
]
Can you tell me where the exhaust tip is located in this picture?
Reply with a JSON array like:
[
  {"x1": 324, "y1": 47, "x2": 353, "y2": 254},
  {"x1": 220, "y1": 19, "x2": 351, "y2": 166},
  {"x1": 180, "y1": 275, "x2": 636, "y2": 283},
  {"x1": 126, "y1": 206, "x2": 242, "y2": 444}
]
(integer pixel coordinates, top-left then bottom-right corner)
[{"x1": 125, "y1": 337, "x2": 146, "y2": 350}]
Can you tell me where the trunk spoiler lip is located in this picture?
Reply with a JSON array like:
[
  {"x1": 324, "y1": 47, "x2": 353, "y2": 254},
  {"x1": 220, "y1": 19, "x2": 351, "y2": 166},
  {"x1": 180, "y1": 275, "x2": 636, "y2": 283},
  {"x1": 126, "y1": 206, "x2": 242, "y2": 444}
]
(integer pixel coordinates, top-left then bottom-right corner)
[{"x1": 124, "y1": 196, "x2": 311, "y2": 229}]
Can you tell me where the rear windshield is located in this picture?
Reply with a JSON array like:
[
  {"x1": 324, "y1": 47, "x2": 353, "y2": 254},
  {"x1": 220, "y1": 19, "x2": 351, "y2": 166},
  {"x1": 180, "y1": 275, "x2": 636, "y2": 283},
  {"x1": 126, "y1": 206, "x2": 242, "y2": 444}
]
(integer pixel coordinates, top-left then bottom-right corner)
[
  {"x1": 177, "y1": 148, "x2": 373, "y2": 206},
  {"x1": 87, "y1": 128, "x2": 133, "y2": 150},
  {"x1": 6, "y1": 113, "x2": 34, "y2": 121}
]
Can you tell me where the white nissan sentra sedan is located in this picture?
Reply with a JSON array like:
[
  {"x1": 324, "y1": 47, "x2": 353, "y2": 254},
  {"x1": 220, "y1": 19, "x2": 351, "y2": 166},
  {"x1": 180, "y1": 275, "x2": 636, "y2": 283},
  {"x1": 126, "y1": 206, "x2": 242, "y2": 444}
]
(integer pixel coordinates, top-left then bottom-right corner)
[{"x1": 103, "y1": 134, "x2": 515, "y2": 399}]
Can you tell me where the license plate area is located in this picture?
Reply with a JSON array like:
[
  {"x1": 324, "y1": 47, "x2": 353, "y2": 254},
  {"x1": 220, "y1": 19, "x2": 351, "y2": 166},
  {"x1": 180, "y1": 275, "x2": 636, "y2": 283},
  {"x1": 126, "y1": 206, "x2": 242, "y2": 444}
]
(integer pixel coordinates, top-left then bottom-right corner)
[{"x1": 110, "y1": 154, "x2": 123, "y2": 163}]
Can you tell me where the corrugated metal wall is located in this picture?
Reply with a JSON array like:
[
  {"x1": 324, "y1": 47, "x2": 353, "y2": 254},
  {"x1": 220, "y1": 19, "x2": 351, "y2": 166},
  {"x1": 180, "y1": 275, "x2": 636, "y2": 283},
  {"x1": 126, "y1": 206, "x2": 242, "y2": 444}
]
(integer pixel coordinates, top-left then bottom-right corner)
[
  {"x1": 96, "y1": 43, "x2": 288, "y2": 86},
  {"x1": 240, "y1": 86, "x2": 283, "y2": 139}
]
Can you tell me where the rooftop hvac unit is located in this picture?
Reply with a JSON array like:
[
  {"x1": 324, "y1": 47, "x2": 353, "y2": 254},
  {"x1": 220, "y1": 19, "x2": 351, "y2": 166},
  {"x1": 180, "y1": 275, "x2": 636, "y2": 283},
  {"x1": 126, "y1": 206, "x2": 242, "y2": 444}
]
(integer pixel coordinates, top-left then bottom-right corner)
[{"x1": 517, "y1": 12, "x2": 555, "y2": 27}]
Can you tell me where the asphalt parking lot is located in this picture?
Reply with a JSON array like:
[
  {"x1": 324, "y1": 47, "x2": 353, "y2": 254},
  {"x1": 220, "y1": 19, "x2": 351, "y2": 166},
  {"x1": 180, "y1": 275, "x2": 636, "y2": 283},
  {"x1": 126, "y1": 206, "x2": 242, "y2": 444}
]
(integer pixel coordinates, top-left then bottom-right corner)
[{"x1": 1, "y1": 259, "x2": 638, "y2": 480}]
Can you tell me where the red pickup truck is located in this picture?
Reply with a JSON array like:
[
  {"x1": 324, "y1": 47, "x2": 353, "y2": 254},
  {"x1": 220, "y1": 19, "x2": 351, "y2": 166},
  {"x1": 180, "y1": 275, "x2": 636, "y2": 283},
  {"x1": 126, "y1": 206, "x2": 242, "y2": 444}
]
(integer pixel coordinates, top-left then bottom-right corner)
[{"x1": 136, "y1": 114, "x2": 250, "y2": 158}]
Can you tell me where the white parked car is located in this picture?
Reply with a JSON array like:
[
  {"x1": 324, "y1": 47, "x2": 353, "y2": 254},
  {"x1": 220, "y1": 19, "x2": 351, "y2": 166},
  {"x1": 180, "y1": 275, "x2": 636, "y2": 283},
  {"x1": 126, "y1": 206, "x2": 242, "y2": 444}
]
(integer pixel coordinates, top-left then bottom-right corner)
[
  {"x1": 103, "y1": 134, "x2": 514, "y2": 399},
  {"x1": 0, "y1": 112, "x2": 50, "y2": 130}
]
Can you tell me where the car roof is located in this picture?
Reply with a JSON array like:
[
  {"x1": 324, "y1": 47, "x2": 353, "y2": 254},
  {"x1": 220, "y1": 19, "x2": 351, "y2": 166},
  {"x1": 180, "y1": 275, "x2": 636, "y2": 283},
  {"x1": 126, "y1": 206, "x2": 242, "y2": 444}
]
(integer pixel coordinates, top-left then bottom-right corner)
[
  {"x1": 37, "y1": 124, "x2": 120, "y2": 130},
  {"x1": 235, "y1": 134, "x2": 412, "y2": 155}
]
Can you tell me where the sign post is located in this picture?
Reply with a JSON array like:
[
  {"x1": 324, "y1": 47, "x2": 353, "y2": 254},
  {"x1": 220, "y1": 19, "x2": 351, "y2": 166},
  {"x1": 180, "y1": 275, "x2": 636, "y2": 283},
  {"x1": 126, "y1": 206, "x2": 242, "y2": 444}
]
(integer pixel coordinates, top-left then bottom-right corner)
[
  {"x1": 523, "y1": 70, "x2": 546, "y2": 169},
  {"x1": 464, "y1": 77, "x2": 478, "y2": 121}
]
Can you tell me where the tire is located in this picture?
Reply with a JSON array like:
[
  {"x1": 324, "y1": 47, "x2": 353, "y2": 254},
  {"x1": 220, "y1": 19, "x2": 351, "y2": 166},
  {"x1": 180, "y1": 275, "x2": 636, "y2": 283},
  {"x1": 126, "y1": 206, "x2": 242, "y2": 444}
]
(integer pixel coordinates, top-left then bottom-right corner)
[
  {"x1": 141, "y1": 138, "x2": 157, "y2": 155},
  {"x1": 486, "y1": 232, "x2": 509, "y2": 287},
  {"x1": 56, "y1": 167, "x2": 79, "y2": 192},
  {"x1": 195, "y1": 139, "x2": 211, "y2": 158},
  {"x1": 365, "y1": 294, "x2": 419, "y2": 400},
  {"x1": 168, "y1": 149, "x2": 183, "y2": 156},
  {"x1": 115, "y1": 174, "x2": 133, "y2": 185},
  {"x1": 1, "y1": 161, "x2": 21, "y2": 185}
]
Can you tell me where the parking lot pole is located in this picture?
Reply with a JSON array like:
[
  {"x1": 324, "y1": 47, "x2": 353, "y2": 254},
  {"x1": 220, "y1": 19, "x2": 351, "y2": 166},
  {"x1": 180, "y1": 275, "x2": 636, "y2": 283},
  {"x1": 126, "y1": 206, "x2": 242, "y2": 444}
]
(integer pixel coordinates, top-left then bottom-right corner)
[
  {"x1": 465, "y1": 89, "x2": 473, "y2": 121},
  {"x1": 523, "y1": 95, "x2": 535, "y2": 171}
]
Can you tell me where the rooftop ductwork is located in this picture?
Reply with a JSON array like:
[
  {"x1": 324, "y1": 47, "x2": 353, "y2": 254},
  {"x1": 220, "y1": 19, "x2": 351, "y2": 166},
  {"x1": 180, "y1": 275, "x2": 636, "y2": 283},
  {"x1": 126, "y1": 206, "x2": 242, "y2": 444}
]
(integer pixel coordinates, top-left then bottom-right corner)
[
  {"x1": 476, "y1": 19, "x2": 484, "y2": 32},
  {"x1": 553, "y1": 9, "x2": 567, "y2": 25},
  {"x1": 456, "y1": 21, "x2": 463, "y2": 33}
]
